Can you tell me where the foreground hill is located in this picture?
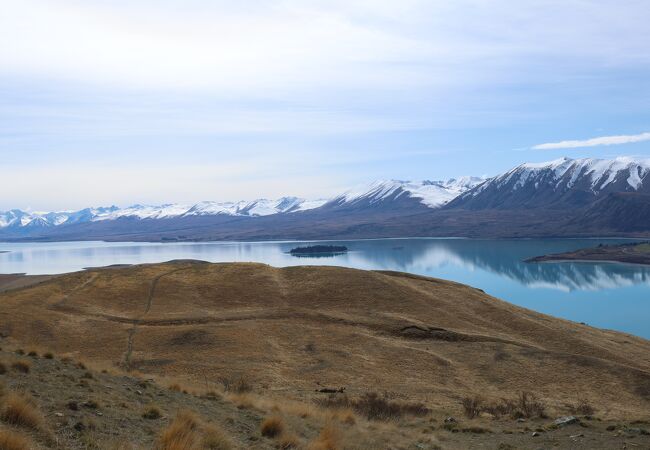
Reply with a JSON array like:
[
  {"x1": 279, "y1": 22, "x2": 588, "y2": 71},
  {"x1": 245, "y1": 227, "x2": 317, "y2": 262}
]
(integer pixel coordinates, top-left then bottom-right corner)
[{"x1": 1, "y1": 262, "x2": 649, "y2": 417}]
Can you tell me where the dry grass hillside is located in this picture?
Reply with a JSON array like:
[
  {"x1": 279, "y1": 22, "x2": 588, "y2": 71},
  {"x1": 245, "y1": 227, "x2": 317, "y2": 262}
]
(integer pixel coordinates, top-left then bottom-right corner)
[{"x1": 1, "y1": 261, "x2": 649, "y2": 448}]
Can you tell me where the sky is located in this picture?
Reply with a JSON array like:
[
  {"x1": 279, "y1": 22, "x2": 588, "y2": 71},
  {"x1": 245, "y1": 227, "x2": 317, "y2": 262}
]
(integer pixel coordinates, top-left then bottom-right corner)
[{"x1": 2, "y1": 0, "x2": 650, "y2": 210}]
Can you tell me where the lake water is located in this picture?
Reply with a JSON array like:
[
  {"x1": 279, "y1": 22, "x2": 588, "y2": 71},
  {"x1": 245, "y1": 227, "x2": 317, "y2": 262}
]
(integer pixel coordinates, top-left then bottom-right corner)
[{"x1": 1, "y1": 238, "x2": 649, "y2": 339}]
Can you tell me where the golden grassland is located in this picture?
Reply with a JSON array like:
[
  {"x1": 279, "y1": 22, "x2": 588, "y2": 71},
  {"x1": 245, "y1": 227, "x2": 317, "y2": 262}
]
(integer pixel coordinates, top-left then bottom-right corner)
[{"x1": 0, "y1": 261, "x2": 649, "y2": 448}]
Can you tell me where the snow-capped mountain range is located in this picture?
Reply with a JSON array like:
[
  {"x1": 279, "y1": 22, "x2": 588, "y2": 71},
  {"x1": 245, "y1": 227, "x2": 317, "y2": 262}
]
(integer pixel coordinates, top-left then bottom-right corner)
[
  {"x1": 0, "y1": 177, "x2": 483, "y2": 230},
  {"x1": 2, "y1": 157, "x2": 649, "y2": 237}
]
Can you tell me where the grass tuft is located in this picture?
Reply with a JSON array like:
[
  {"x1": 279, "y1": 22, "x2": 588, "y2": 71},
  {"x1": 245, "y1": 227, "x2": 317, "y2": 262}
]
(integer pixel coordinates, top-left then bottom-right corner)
[
  {"x1": 155, "y1": 410, "x2": 200, "y2": 450},
  {"x1": 142, "y1": 405, "x2": 163, "y2": 420},
  {"x1": 0, "y1": 392, "x2": 44, "y2": 431},
  {"x1": 201, "y1": 423, "x2": 233, "y2": 450},
  {"x1": 155, "y1": 409, "x2": 233, "y2": 450},
  {"x1": 277, "y1": 432, "x2": 301, "y2": 449},
  {"x1": 260, "y1": 415, "x2": 284, "y2": 438},
  {"x1": 308, "y1": 423, "x2": 341, "y2": 450},
  {"x1": 0, "y1": 429, "x2": 32, "y2": 450}
]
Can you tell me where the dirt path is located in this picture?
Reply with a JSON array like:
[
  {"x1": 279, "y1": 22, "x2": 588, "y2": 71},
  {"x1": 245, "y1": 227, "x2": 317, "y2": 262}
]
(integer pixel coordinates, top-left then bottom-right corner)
[{"x1": 122, "y1": 268, "x2": 191, "y2": 370}]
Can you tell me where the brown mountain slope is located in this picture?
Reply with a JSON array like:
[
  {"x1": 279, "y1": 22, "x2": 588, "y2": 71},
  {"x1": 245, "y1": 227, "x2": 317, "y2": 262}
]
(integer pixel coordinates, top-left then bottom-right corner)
[{"x1": 0, "y1": 261, "x2": 649, "y2": 422}]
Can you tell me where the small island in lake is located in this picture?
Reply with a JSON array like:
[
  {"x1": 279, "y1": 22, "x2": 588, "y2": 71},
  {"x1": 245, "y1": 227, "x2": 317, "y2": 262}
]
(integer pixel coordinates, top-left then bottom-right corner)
[
  {"x1": 288, "y1": 244, "x2": 348, "y2": 257},
  {"x1": 527, "y1": 241, "x2": 650, "y2": 266}
]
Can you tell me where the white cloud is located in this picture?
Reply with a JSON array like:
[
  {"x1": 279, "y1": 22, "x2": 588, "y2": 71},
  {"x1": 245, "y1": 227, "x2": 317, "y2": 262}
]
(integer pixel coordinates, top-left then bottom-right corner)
[
  {"x1": 533, "y1": 132, "x2": 650, "y2": 150},
  {"x1": 2, "y1": 0, "x2": 649, "y2": 93}
]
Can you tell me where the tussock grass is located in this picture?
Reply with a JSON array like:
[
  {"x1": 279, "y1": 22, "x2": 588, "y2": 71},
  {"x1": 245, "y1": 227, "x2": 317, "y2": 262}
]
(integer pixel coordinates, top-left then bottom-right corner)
[
  {"x1": 260, "y1": 415, "x2": 284, "y2": 438},
  {"x1": 0, "y1": 429, "x2": 32, "y2": 450},
  {"x1": 201, "y1": 423, "x2": 233, "y2": 450},
  {"x1": 155, "y1": 410, "x2": 201, "y2": 449},
  {"x1": 142, "y1": 405, "x2": 162, "y2": 420},
  {"x1": 0, "y1": 392, "x2": 44, "y2": 431},
  {"x1": 277, "y1": 432, "x2": 301, "y2": 449},
  {"x1": 0, "y1": 361, "x2": 6, "y2": 375},
  {"x1": 155, "y1": 409, "x2": 232, "y2": 450},
  {"x1": 307, "y1": 423, "x2": 341, "y2": 450}
]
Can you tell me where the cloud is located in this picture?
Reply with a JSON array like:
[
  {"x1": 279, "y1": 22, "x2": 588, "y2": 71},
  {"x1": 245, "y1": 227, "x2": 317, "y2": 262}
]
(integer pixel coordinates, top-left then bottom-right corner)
[{"x1": 533, "y1": 132, "x2": 650, "y2": 150}]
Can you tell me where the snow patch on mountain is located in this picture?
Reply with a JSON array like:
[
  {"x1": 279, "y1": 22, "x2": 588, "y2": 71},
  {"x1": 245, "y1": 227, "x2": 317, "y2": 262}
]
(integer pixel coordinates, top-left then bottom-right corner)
[{"x1": 332, "y1": 177, "x2": 485, "y2": 209}]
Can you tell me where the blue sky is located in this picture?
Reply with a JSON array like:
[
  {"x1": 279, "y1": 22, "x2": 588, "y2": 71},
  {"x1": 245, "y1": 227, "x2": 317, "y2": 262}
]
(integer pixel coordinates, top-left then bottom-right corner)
[{"x1": 2, "y1": 0, "x2": 650, "y2": 210}]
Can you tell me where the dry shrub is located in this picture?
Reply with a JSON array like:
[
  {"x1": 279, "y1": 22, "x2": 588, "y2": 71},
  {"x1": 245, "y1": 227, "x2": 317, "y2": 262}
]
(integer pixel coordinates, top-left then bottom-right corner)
[
  {"x1": 0, "y1": 393, "x2": 43, "y2": 431},
  {"x1": 316, "y1": 392, "x2": 429, "y2": 421},
  {"x1": 155, "y1": 410, "x2": 232, "y2": 450},
  {"x1": 515, "y1": 392, "x2": 546, "y2": 419},
  {"x1": 43, "y1": 352, "x2": 54, "y2": 360},
  {"x1": 0, "y1": 429, "x2": 32, "y2": 450},
  {"x1": 220, "y1": 375, "x2": 252, "y2": 394},
  {"x1": 10, "y1": 361, "x2": 30, "y2": 374},
  {"x1": 26, "y1": 351, "x2": 37, "y2": 358},
  {"x1": 567, "y1": 399, "x2": 595, "y2": 416},
  {"x1": 308, "y1": 424, "x2": 341, "y2": 450},
  {"x1": 0, "y1": 362, "x2": 6, "y2": 375},
  {"x1": 478, "y1": 392, "x2": 546, "y2": 419},
  {"x1": 260, "y1": 415, "x2": 284, "y2": 438},
  {"x1": 461, "y1": 395, "x2": 483, "y2": 418}
]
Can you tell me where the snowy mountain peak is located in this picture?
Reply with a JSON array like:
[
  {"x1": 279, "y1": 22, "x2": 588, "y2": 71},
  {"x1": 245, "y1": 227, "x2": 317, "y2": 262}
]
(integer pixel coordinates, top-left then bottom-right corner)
[
  {"x1": 328, "y1": 177, "x2": 485, "y2": 209},
  {"x1": 505, "y1": 156, "x2": 650, "y2": 191},
  {"x1": 454, "y1": 156, "x2": 650, "y2": 210}
]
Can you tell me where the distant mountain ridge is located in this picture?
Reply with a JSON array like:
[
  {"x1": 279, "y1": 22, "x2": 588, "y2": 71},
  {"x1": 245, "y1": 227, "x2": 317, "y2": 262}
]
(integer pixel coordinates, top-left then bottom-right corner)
[
  {"x1": 1, "y1": 156, "x2": 649, "y2": 241},
  {"x1": 0, "y1": 177, "x2": 483, "y2": 232}
]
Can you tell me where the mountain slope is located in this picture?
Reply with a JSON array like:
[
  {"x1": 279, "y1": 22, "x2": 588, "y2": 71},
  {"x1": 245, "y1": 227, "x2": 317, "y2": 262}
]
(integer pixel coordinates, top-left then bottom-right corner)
[
  {"x1": 450, "y1": 157, "x2": 650, "y2": 210},
  {"x1": 322, "y1": 178, "x2": 484, "y2": 212}
]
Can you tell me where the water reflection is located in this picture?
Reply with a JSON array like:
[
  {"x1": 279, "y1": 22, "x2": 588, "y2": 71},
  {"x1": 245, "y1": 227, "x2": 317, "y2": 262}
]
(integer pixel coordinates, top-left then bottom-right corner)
[{"x1": 0, "y1": 239, "x2": 648, "y2": 292}]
